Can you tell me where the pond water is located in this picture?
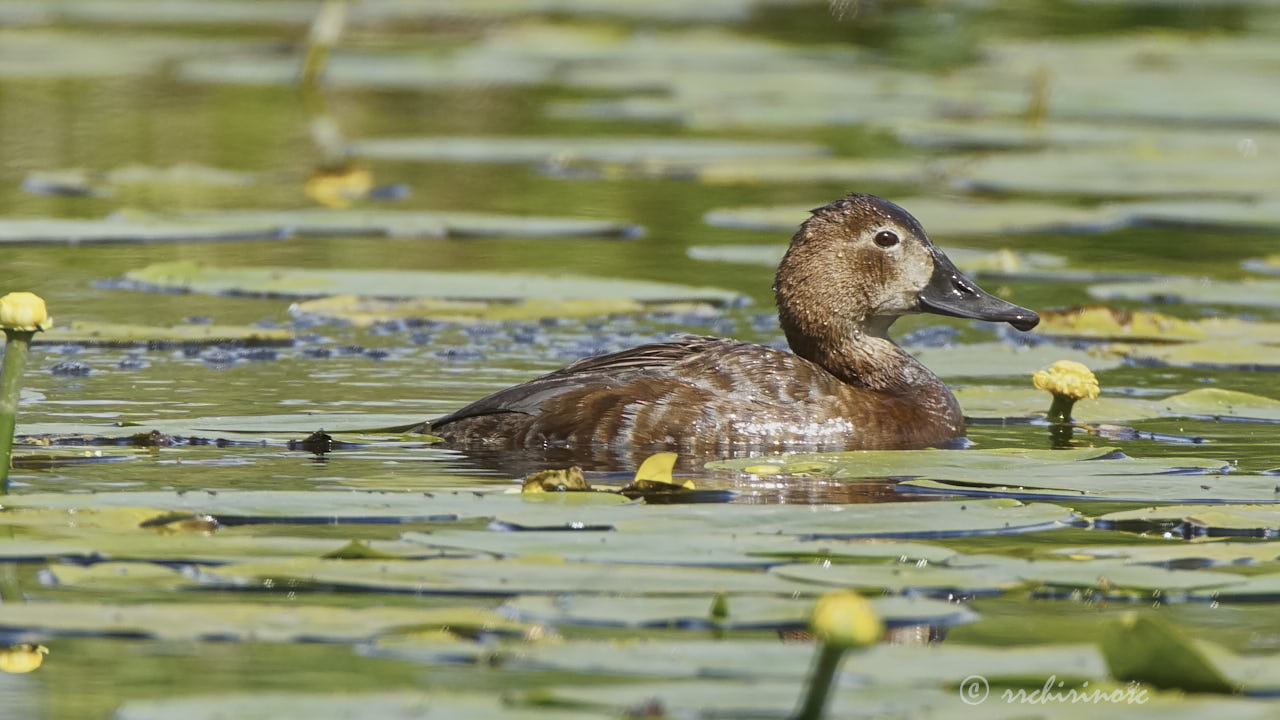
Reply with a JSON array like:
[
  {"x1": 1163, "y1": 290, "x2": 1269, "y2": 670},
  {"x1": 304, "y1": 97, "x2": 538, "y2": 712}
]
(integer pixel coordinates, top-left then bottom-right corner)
[{"x1": 4, "y1": 1, "x2": 1280, "y2": 717}]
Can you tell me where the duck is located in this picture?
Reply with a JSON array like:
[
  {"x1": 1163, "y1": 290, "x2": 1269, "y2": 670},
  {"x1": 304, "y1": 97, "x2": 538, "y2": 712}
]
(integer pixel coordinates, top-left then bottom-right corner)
[{"x1": 429, "y1": 193, "x2": 1039, "y2": 456}]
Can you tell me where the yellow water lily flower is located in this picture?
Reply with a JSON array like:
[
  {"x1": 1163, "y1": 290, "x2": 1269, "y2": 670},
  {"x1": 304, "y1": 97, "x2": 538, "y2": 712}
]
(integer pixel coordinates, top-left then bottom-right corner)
[
  {"x1": 1033, "y1": 360, "x2": 1100, "y2": 401},
  {"x1": 0, "y1": 644, "x2": 48, "y2": 673},
  {"x1": 0, "y1": 292, "x2": 51, "y2": 332},
  {"x1": 809, "y1": 590, "x2": 884, "y2": 649}
]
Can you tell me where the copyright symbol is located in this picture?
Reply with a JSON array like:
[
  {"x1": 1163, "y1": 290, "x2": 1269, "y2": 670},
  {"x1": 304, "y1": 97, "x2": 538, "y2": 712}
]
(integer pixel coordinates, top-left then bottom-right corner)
[{"x1": 959, "y1": 675, "x2": 989, "y2": 705}]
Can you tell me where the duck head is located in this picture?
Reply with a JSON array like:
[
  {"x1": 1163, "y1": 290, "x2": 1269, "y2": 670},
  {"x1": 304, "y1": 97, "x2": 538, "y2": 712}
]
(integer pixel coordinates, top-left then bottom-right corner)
[{"x1": 775, "y1": 194, "x2": 1039, "y2": 358}]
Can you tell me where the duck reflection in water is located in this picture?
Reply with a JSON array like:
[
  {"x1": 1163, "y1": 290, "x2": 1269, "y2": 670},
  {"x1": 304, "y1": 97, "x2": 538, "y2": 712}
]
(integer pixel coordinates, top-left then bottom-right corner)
[{"x1": 426, "y1": 194, "x2": 1039, "y2": 479}]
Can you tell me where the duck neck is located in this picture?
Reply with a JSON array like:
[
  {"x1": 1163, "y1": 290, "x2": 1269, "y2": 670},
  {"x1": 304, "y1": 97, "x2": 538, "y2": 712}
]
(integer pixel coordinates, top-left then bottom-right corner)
[{"x1": 781, "y1": 314, "x2": 938, "y2": 393}]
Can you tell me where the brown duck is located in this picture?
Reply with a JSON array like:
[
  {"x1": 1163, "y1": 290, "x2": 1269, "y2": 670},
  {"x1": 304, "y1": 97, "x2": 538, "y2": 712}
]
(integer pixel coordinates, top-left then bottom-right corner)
[{"x1": 430, "y1": 194, "x2": 1039, "y2": 455}]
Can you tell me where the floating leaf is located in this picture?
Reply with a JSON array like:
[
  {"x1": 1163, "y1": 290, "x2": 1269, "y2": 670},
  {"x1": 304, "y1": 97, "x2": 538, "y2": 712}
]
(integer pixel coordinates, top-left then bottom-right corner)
[
  {"x1": 1121, "y1": 199, "x2": 1280, "y2": 233},
  {"x1": 497, "y1": 594, "x2": 974, "y2": 630},
  {"x1": 33, "y1": 320, "x2": 293, "y2": 348},
  {"x1": 1096, "y1": 505, "x2": 1280, "y2": 537},
  {"x1": 1037, "y1": 306, "x2": 1205, "y2": 342},
  {"x1": 703, "y1": 200, "x2": 1121, "y2": 237},
  {"x1": 1101, "y1": 614, "x2": 1238, "y2": 693},
  {"x1": 1108, "y1": 342, "x2": 1280, "y2": 370},
  {"x1": 117, "y1": 693, "x2": 598, "y2": 720},
  {"x1": 910, "y1": 343, "x2": 1123, "y2": 379},
  {"x1": 1049, "y1": 542, "x2": 1280, "y2": 568},
  {"x1": 900, "y1": 473, "x2": 1275, "y2": 505},
  {"x1": 290, "y1": 294, "x2": 710, "y2": 326},
  {"x1": 401, "y1": 530, "x2": 957, "y2": 568},
  {"x1": 955, "y1": 386, "x2": 1280, "y2": 423},
  {"x1": 692, "y1": 156, "x2": 931, "y2": 186},
  {"x1": 0, "y1": 601, "x2": 518, "y2": 642},
  {"x1": 171, "y1": 208, "x2": 641, "y2": 240},
  {"x1": 349, "y1": 136, "x2": 828, "y2": 168},
  {"x1": 1090, "y1": 277, "x2": 1280, "y2": 308},
  {"x1": 120, "y1": 261, "x2": 744, "y2": 305}
]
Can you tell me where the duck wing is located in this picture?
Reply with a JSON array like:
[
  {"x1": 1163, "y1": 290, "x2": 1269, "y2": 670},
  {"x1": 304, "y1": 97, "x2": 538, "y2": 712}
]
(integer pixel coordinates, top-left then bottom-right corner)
[{"x1": 430, "y1": 335, "x2": 738, "y2": 428}]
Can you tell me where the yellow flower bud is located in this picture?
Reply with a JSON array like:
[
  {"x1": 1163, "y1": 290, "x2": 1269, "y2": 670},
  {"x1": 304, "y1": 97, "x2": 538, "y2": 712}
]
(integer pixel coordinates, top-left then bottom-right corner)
[
  {"x1": 0, "y1": 644, "x2": 48, "y2": 673},
  {"x1": 809, "y1": 590, "x2": 884, "y2": 649},
  {"x1": 0, "y1": 292, "x2": 51, "y2": 332},
  {"x1": 1032, "y1": 360, "x2": 1099, "y2": 401}
]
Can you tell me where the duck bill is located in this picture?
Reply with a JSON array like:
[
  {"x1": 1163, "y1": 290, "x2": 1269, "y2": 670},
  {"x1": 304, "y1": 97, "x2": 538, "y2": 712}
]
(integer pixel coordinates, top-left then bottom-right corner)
[{"x1": 917, "y1": 249, "x2": 1039, "y2": 331}]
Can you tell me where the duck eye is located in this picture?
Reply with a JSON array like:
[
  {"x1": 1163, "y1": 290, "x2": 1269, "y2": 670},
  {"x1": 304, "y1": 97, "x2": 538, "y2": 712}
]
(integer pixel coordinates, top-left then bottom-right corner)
[{"x1": 874, "y1": 230, "x2": 899, "y2": 248}]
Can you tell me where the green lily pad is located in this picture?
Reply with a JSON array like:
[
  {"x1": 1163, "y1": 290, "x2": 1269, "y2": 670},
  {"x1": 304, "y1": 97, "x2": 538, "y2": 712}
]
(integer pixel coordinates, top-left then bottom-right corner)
[
  {"x1": 494, "y1": 639, "x2": 1105, "y2": 686},
  {"x1": 693, "y1": 156, "x2": 933, "y2": 186},
  {"x1": 953, "y1": 385, "x2": 1155, "y2": 422},
  {"x1": 497, "y1": 594, "x2": 975, "y2": 630},
  {"x1": 33, "y1": 320, "x2": 293, "y2": 347},
  {"x1": 493, "y1": 498, "x2": 1079, "y2": 539},
  {"x1": 0, "y1": 601, "x2": 518, "y2": 643},
  {"x1": 23, "y1": 164, "x2": 257, "y2": 198},
  {"x1": 117, "y1": 693, "x2": 600, "y2": 720},
  {"x1": 120, "y1": 260, "x2": 744, "y2": 305},
  {"x1": 290, "y1": 295, "x2": 711, "y2": 326},
  {"x1": 179, "y1": 51, "x2": 552, "y2": 89},
  {"x1": 1109, "y1": 341, "x2": 1280, "y2": 370},
  {"x1": 688, "y1": 243, "x2": 1071, "y2": 279},
  {"x1": 1090, "y1": 277, "x2": 1280, "y2": 308},
  {"x1": 910, "y1": 343, "x2": 1122, "y2": 379},
  {"x1": 171, "y1": 208, "x2": 641, "y2": 240},
  {"x1": 400, "y1": 529, "x2": 957, "y2": 567},
  {"x1": 189, "y1": 557, "x2": 810, "y2": 596},
  {"x1": 1101, "y1": 614, "x2": 1238, "y2": 693},
  {"x1": 771, "y1": 560, "x2": 1024, "y2": 595},
  {"x1": 703, "y1": 200, "x2": 1120, "y2": 237},
  {"x1": 0, "y1": 29, "x2": 257, "y2": 79},
  {"x1": 954, "y1": 148, "x2": 1278, "y2": 200},
  {"x1": 900, "y1": 473, "x2": 1276, "y2": 505},
  {"x1": 349, "y1": 136, "x2": 828, "y2": 169},
  {"x1": 1049, "y1": 542, "x2": 1280, "y2": 568},
  {"x1": 1096, "y1": 505, "x2": 1280, "y2": 537},
  {"x1": 16, "y1": 413, "x2": 433, "y2": 444},
  {"x1": 1121, "y1": 199, "x2": 1280, "y2": 233},
  {"x1": 0, "y1": 209, "x2": 639, "y2": 246},
  {"x1": 954, "y1": 386, "x2": 1280, "y2": 423}
]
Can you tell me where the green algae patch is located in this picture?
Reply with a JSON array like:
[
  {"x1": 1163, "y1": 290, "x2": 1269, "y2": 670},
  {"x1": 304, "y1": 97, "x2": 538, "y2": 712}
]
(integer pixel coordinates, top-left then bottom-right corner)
[
  {"x1": 121, "y1": 261, "x2": 744, "y2": 305},
  {"x1": 34, "y1": 320, "x2": 293, "y2": 347}
]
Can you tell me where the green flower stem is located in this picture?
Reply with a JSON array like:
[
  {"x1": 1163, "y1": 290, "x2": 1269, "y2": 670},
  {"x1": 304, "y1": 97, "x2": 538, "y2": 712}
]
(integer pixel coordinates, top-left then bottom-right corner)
[
  {"x1": 793, "y1": 643, "x2": 845, "y2": 720},
  {"x1": 1046, "y1": 393, "x2": 1076, "y2": 424},
  {"x1": 0, "y1": 328, "x2": 34, "y2": 491}
]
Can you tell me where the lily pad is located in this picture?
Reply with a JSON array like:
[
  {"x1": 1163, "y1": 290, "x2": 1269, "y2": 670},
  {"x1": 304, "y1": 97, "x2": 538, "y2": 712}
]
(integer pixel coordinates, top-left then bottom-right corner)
[
  {"x1": 1121, "y1": 199, "x2": 1280, "y2": 233},
  {"x1": 178, "y1": 51, "x2": 553, "y2": 89},
  {"x1": 953, "y1": 148, "x2": 1279, "y2": 200},
  {"x1": 909, "y1": 343, "x2": 1122, "y2": 379},
  {"x1": 1089, "y1": 277, "x2": 1280, "y2": 309},
  {"x1": 15, "y1": 413, "x2": 432, "y2": 444},
  {"x1": 0, "y1": 601, "x2": 518, "y2": 643},
  {"x1": 33, "y1": 320, "x2": 293, "y2": 348},
  {"x1": 1109, "y1": 341, "x2": 1280, "y2": 370},
  {"x1": 120, "y1": 261, "x2": 745, "y2": 305},
  {"x1": 693, "y1": 156, "x2": 934, "y2": 186},
  {"x1": 348, "y1": 136, "x2": 829, "y2": 170},
  {"x1": 703, "y1": 200, "x2": 1121, "y2": 237},
  {"x1": 1243, "y1": 255, "x2": 1280, "y2": 275},
  {"x1": 687, "y1": 244, "x2": 1078, "y2": 282},
  {"x1": 497, "y1": 594, "x2": 974, "y2": 630},
  {"x1": 117, "y1": 693, "x2": 599, "y2": 720},
  {"x1": 290, "y1": 295, "x2": 711, "y2": 326},
  {"x1": 190, "y1": 557, "x2": 810, "y2": 597},
  {"x1": 1096, "y1": 505, "x2": 1280, "y2": 537},
  {"x1": 23, "y1": 164, "x2": 257, "y2": 198},
  {"x1": 171, "y1": 208, "x2": 642, "y2": 240},
  {"x1": 954, "y1": 386, "x2": 1280, "y2": 423},
  {"x1": 900, "y1": 473, "x2": 1276, "y2": 505},
  {"x1": 400, "y1": 530, "x2": 957, "y2": 568},
  {"x1": 1049, "y1": 542, "x2": 1280, "y2": 568}
]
